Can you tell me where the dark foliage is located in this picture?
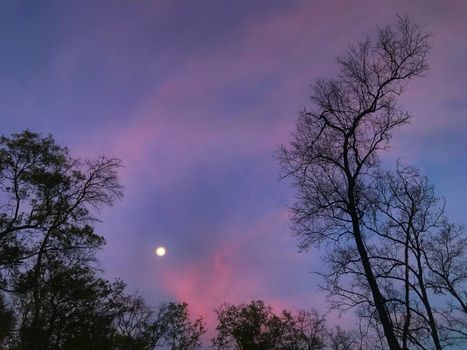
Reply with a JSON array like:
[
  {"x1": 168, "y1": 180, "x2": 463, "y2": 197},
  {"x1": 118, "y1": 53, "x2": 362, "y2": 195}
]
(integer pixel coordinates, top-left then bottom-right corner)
[
  {"x1": 0, "y1": 131, "x2": 205, "y2": 350},
  {"x1": 212, "y1": 300, "x2": 326, "y2": 350}
]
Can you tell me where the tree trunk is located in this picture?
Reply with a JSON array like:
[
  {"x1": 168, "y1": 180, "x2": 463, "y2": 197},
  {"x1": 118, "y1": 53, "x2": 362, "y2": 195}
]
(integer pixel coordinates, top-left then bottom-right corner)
[
  {"x1": 26, "y1": 231, "x2": 51, "y2": 350},
  {"x1": 348, "y1": 193, "x2": 401, "y2": 350},
  {"x1": 415, "y1": 251, "x2": 442, "y2": 350}
]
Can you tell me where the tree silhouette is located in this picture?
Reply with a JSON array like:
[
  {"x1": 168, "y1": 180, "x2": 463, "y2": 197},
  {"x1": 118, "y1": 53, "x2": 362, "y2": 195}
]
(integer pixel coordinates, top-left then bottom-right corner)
[
  {"x1": 0, "y1": 131, "x2": 205, "y2": 350},
  {"x1": 277, "y1": 16, "x2": 433, "y2": 350},
  {"x1": 110, "y1": 295, "x2": 206, "y2": 350},
  {"x1": 0, "y1": 130, "x2": 123, "y2": 349},
  {"x1": 212, "y1": 300, "x2": 325, "y2": 350},
  {"x1": 364, "y1": 164, "x2": 466, "y2": 348}
]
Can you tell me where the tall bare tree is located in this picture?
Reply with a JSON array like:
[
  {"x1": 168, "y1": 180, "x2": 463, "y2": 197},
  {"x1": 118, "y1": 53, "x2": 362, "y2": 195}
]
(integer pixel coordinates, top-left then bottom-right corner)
[{"x1": 278, "y1": 16, "x2": 430, "y2": 350}]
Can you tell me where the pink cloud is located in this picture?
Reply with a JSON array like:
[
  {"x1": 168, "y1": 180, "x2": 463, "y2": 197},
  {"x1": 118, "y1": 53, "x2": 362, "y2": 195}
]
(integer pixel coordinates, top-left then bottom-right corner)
[
  {"x1": 139, "y1": 208, "x2": 328, "y2": 335},
  {"x1": 64, "y1": 1, "x2": 466, "y2": 338}
]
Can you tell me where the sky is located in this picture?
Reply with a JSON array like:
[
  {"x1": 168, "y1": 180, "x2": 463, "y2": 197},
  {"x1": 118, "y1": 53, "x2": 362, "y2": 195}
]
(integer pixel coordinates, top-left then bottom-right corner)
[{"x1": 0, "y1": 0, "x2": 466, "y2": 339}]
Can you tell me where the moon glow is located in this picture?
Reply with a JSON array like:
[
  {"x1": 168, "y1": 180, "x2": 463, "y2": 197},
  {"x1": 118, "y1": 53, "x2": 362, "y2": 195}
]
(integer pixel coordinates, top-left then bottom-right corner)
[{"x1": 155, "y1": 246, "x2": 166, "y2": 257}]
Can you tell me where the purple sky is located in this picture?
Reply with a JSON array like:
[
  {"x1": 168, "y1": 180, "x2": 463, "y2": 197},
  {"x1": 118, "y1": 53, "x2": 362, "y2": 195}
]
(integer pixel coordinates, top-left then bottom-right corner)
[{"x1": 1, "y1": 0, "x2": 466, "y2": 336}]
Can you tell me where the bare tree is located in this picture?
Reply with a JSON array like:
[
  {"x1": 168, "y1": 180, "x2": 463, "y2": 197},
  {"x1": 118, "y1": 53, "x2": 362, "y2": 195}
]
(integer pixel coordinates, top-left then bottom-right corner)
[
  {"x1": 424, "y1": 223, "x2": 467, "y2": 345},
  {"x1": 111, "y1": 297, "x2": 206, "y2": 350},
  {"x1": 326, "y1": 326, "x2": 359, "y2": 350},
  {"x1": 278, "y1": 16, "x2": 430, "y2": 350},
  {"x1": 362, "y1": 164, "x2": 466, "y2": 349}
]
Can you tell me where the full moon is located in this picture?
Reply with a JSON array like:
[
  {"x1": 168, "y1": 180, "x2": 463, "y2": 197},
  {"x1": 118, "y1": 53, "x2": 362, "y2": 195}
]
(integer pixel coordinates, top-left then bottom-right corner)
[{"x1": 155, "y1": 246, "x2": 166, "y2": 257}]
